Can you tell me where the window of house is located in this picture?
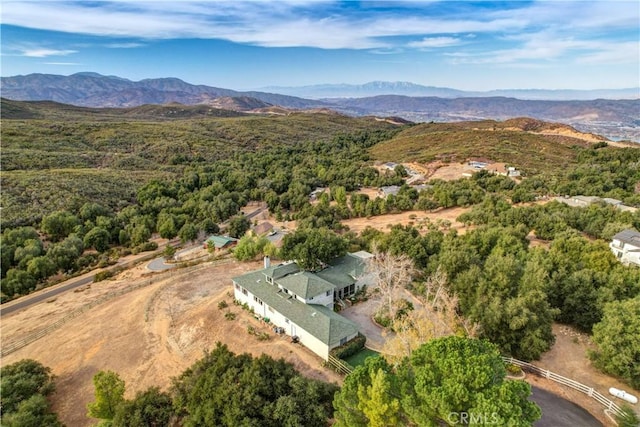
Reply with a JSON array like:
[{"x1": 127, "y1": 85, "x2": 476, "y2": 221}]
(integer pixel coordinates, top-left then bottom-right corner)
[
  {"x1": 253, "y1": 296, "x2": 263, "y2": 305},
  {"x1": 340, "y1": 337, "x2": 347, "y2": 346},
  {"x1": 242, "y1": 288, "x2": 248, "y2": 296},
  {"x1": 326, "y1": 291, "x2": 331, "y2": 297},
  {"x1": 234, "y1": 283, "x2": 240, "y2": 290},
  {"x1": 285, "y1": 318, "x2": 290, "y2": 324}
]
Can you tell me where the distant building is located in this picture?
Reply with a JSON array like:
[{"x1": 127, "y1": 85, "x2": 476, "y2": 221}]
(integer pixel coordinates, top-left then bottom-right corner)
[
  {"x1": 555, "y1": 196, "x2": 637, "y2": 212},
  {"x1": 383, "y1": 162, "x2": 398, "y2": 171},
  {"x1": 610, "y1": 229, "x2": 640, "y2": 267},
  {"x1": 253, "y1": 221, "x2": 274, "y2": 236},
  {"x1": 204, "y1": 235, "x2": 238, "y2": 251},
  {"x1": 468, "y1": 161, "x2": 488, "y2": 169},
  {"x1": 309, "y1": 187, "x2": 327, "y2": 201},
  {"x1": 379, "y1": 185, "x2": 401, "y2": 197},
  {"x1": 232, "y1": 251, "x2": 373, "y2": 360}
]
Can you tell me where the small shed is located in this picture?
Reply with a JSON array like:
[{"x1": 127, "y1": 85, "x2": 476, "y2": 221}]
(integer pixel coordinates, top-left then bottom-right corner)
[{"x1": 204, "y1": 235, "x2": 238, "y2": 250}]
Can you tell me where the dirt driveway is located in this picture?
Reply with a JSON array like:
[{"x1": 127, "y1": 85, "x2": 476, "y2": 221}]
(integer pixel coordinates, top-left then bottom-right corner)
[{"x1": 2, "y1": 260, "x2": 341, "y2": 427}]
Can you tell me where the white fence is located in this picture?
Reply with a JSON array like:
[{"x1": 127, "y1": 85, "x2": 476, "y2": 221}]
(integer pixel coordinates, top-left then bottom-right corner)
[{"x1": 502, "y1": 356, "x2": 625, "y2": 420}]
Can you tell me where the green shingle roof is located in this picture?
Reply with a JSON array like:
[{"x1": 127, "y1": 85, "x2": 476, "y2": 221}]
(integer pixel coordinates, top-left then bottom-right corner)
[
  {"x1": 233, "y1": 269, "x2": 360, "y2": 347},
  {"x1": 263, "y1": 262, "x2": 300, "y2": 280},
  {"x1": 316, "y1": 253, "x2": 368, "y2": 287},
  {"x1": 205, "y1": 235, "x2": 238, "y2": 249},
  {"x1": 277, "y1": 271, "x2": 336, "y2": 299}
]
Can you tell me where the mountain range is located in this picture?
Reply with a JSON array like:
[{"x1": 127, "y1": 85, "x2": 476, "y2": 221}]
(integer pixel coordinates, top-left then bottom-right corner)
[
  {"x1": 2, "y1": 72, "x2": 639, "y2": 142},
  {"x1": 260, "y1": 81, "x2": 640, "y2": 101}
]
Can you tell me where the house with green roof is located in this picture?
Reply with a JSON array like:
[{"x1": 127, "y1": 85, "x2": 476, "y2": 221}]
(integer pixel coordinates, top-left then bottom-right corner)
[
  {"x1": 232, "y1": 251, "x2": 373, "y2": 360},
  {"x1": 203, "y1": 235, "x2": 238, "y2": 251}
]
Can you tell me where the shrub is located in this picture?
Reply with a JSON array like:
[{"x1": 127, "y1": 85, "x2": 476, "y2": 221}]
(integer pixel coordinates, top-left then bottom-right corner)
[
  {"x1": 93, "y1": 270, "x2": 113, "y2": 282},
  {"x1": 224, "y1": 312, "x2": 236, "y2": 321},
  {"x1": 218, "y1": 300, "x2": 228, "y2": 310},
  {"x1": 330, "y1": 333, "x2": 366, "y2": 360}
]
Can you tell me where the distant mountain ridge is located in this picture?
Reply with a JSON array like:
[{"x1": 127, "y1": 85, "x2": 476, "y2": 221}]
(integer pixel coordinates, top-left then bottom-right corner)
[
  {"x1": 2, "y1": 72, "x2": 638, "y2": 141},
  {"x1": 1, "y1": 72, "x2": 325, "y2": 109},
  {"x1": 260, "y1": 81, "x2": 640, "y2": 101}
]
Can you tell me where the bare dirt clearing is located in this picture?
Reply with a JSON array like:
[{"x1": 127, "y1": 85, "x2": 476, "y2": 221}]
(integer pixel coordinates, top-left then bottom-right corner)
[
  {"x1": 341, "y1": 207, "x2": 470, "y2": 235},
  {"x1": 2, "y1": 260, "x2": 342, "y2": 427}
]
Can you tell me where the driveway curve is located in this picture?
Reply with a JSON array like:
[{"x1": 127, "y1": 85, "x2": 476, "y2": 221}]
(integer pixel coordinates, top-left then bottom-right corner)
[{"x1": 532, "y1": 386, "x2": 602, "y2": 427}]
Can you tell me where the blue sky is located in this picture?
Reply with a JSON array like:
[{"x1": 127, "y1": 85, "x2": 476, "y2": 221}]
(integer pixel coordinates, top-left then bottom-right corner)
[{"x1": 1, "y1": 1, "x2": 638, "y2": 91}]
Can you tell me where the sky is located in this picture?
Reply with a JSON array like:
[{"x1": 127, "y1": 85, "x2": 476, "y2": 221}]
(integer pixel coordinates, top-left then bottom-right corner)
[{"x1": 1, "y1": 1, "x2": 639, "y2": 91}]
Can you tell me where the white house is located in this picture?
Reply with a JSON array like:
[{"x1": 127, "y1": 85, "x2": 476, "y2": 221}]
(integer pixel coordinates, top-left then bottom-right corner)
[
  {"x1": 610, "y1": 229, "x2": 640, "y2": 267},
  {"x1": 232, "y1": 251, "x2": 373, "y2": 360}
]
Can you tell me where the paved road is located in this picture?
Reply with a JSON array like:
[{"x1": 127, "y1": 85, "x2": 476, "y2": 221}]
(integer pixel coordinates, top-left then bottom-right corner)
[
  {"x1": 1, "y1": 239, "x2": 178, "y2": 317},
  {"x1": 147, "y1": 257, "x2": 176, "y2": 271},
  {"x1": 533, "y1": 386, "x2": 601, "y2": 427},
  {"x1": 0, "y1": 274, "x2": 95, "y2": 316}
]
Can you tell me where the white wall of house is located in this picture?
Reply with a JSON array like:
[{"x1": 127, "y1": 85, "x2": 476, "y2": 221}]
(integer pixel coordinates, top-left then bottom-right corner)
[
  {"x1": 233, "y1": 281, "x2": 334, "y2": 360},
  {"x1": 610, "y1": 239, "x2": 640, "y2": 266},
  {"x1": 302, "y1": 291, "x2": 333, "y2": 307}
]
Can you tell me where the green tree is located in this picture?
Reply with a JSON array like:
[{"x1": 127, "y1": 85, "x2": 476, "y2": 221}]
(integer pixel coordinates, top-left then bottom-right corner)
[
  {"x1": 178, "y1": 223, "x2": 198, "y2": 243},
  {"x1": 400, "y1": 337, "x2": 541, "y2": 426},
  {"x1": 157, "y1": 214, "x2": 178, "y2": 239},
  {"x1": 173, "y1": 342, "x2": 337, "y2": 427},
  {"x1": 26, "y1": 256, "x2": 57, "y2": 281},
  {"x1": 112, "y1": 387, "x2": 173, "y2": 427},
  {"x1": 0, "y1": 359, "x2": 56, "y2": 414},
  {"x1": 591, "y1": 296, "x2": 640, "y2": 389},
  {"x1": 2, "y1": 394, "x2": 63, "y2": 427},
  {"x1": 227, "y1": 215, "x2": 251, "y2": 239},
  {"x1": 87, "y1": 370, "x2": 126, "y2": 421},
  {"x1": 40, "y1": 210, "x2": 79, "y2": 242},
  {"x1": 47, "y1": 235, "x2": 84, "y2": 272},
  {"x1": 334, "y1": 357, "x2": 396, "y2": 427},
  {"x1": 334, "y1": 337, "x2": 540, "y2": 426},
  {"x1": 1, "y1": 269, "x2": 37, "y2": 297},
  {"x1": 280, "y1": 228, "x2": 347, "y2": 270},
  {"x1": 163, "y1": 244, "x2": 176, "y2": 261},
  {"x1": 79, "y1": 202, "x2": 110, "y2": 222},
  {"x1": 83, "y1": 227, "x2": 111, "y2": 253}
]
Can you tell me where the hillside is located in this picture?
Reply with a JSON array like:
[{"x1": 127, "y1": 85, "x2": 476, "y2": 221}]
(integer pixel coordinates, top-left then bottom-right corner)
[
  {"x1": 0, "y1": 99, "x2": 399, "y2": 227},
  {"x1": 370, "y1": 118, "x2": 602, "y2": 175}
]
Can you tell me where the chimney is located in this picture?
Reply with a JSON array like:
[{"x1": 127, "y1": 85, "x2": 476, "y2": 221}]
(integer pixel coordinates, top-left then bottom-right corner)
[{"x1": 264, "y1": 256, "x2": 271, "y2": 268}]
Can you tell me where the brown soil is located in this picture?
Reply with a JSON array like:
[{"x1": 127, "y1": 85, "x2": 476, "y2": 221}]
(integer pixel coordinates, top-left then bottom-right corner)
[
  {"x1": 341, "y1": 207, "x2": 470, "y2": 235},
  {"x1": 1, "y1": 260, "x2": 341, "y2": 427}
]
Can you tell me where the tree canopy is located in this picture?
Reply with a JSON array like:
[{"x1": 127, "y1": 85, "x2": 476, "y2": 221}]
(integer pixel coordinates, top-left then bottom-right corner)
[{"x1": 333, "y1": 336, "x2": 541, "y2": 427}]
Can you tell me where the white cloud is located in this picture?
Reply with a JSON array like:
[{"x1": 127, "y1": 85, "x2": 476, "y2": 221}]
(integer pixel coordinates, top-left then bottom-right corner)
[
  {"x1": 1, "y1": 0, "x2": 637, "y2": 58},
  {"x1": 22, "y1": 48, "x2": 78, "y2": 57},
  {"x1": 408, "y1": 36, "x2": 462, "y2": 48}
]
